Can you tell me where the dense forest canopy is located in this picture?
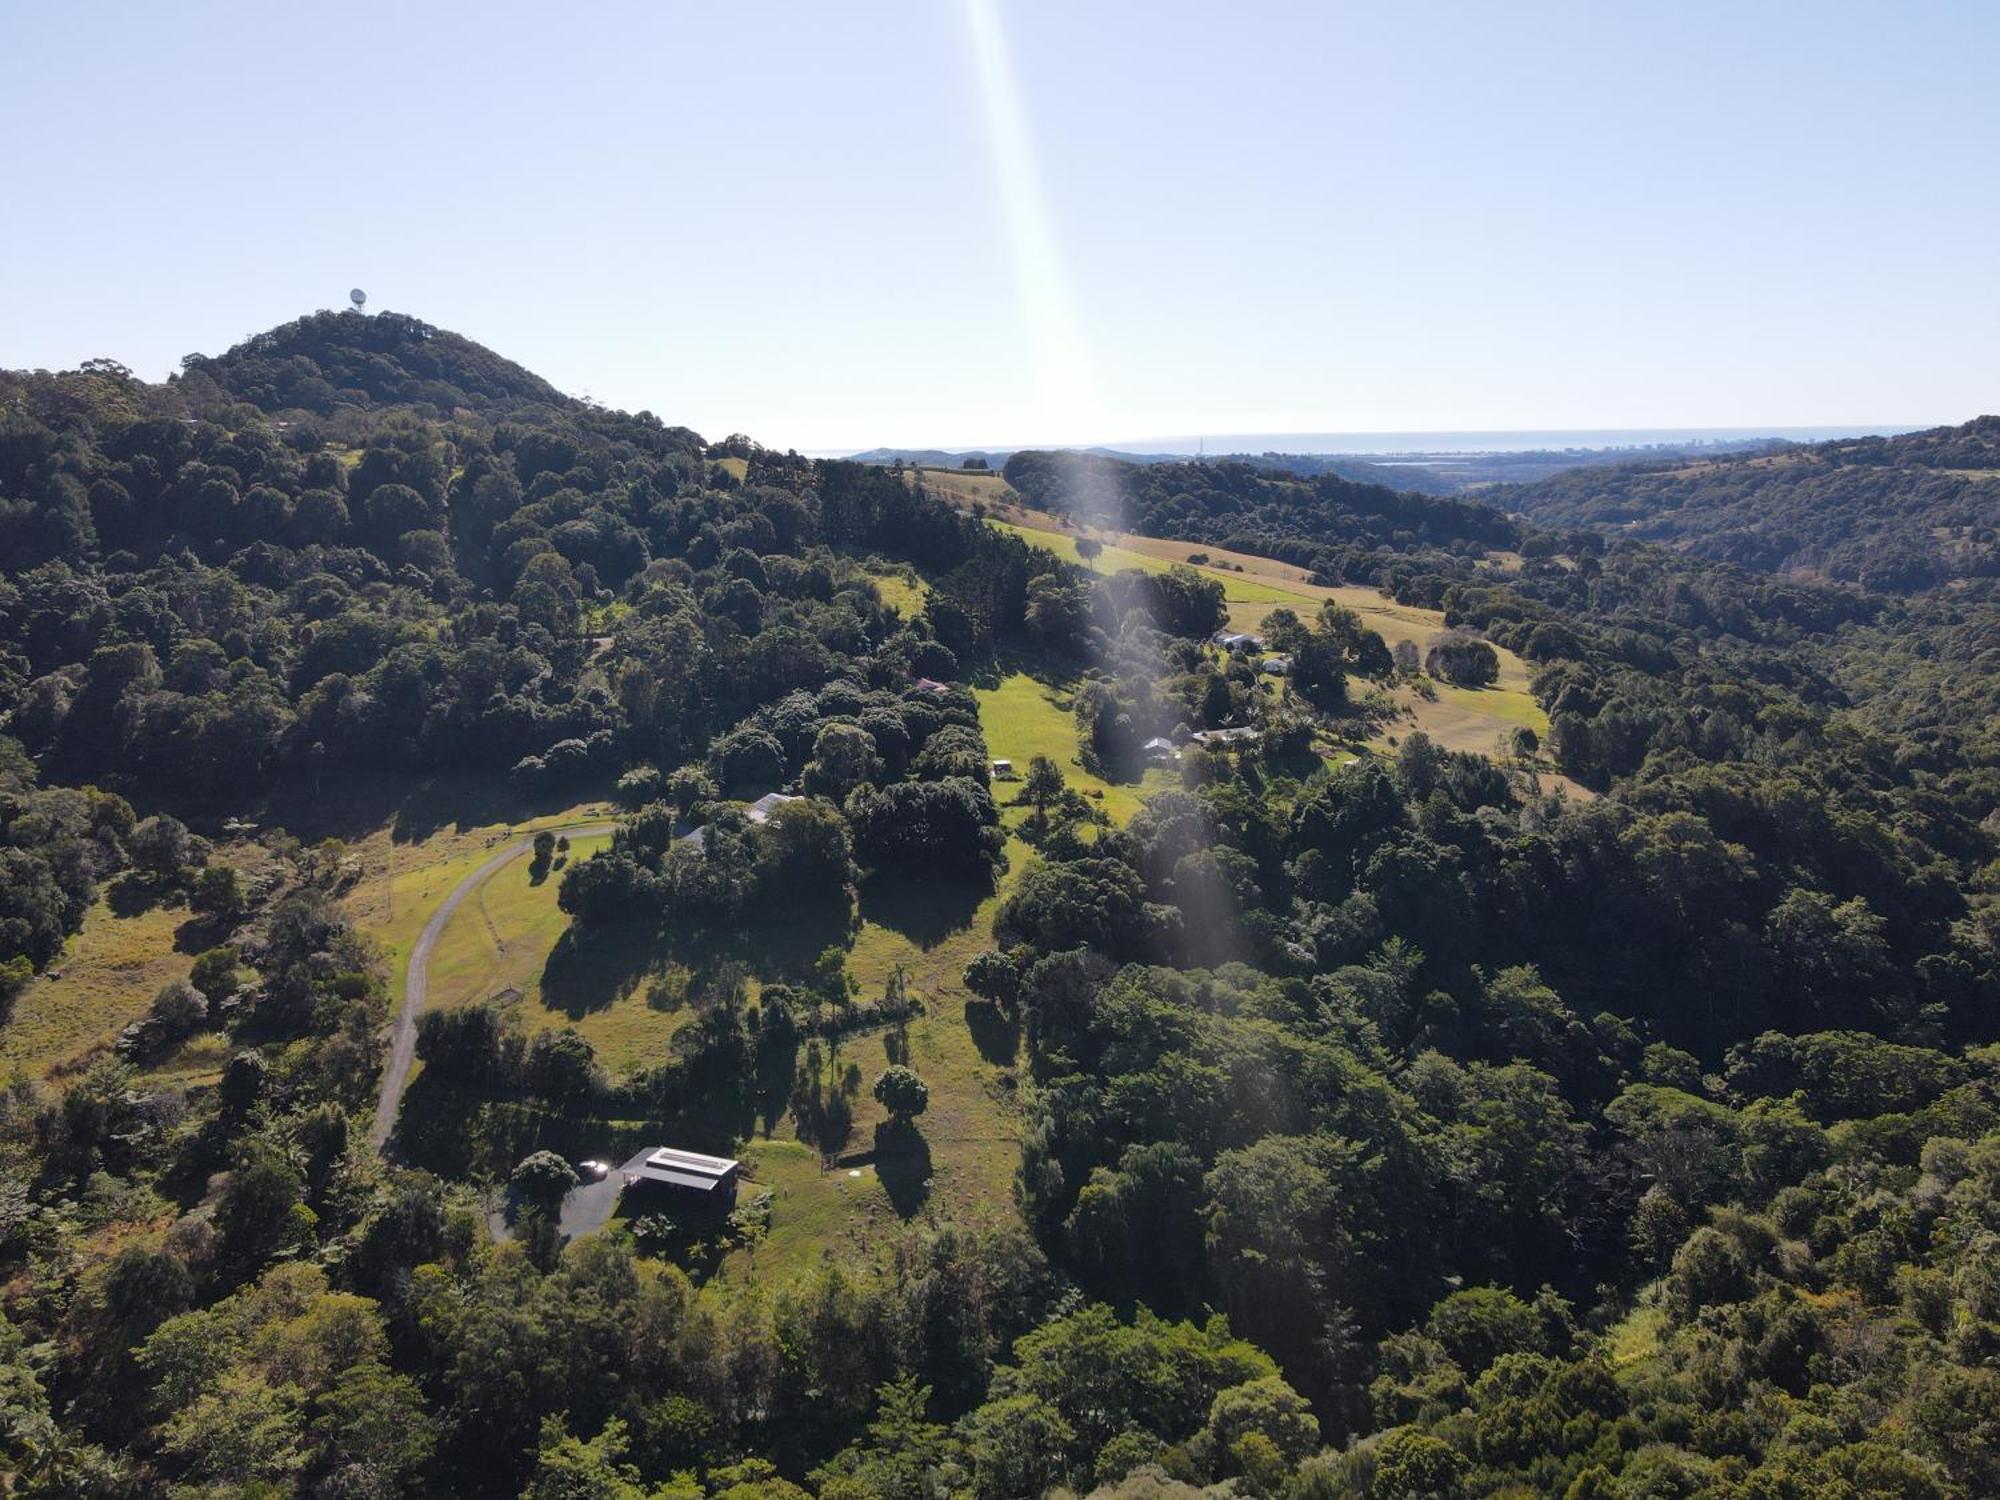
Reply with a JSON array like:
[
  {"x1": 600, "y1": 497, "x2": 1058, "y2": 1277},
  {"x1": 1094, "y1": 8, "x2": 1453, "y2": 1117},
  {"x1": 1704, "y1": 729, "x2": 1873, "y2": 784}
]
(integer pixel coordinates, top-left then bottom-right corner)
[
  {"x1": 0, "y1": 312, "x2": 1996, "y2": 1499},
  {"x1": 1498, "y1": 417, "x2": 2000, "y2": 592},
  {"x1": 182, "y1": 309, "x2": 574, "y2": 416}
]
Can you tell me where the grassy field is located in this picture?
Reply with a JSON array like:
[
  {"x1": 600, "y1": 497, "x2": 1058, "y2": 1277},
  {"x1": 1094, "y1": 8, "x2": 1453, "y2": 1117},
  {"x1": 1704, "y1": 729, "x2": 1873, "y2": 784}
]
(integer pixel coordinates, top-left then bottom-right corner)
[
  {"x1": 421, "y1": 832, "x2": 693, "y2": 1077},
  {"x1": 2, "y1": 897, "x2": 193, "y2": 1082},
  {"x1": 864, "y1": 565, "x2": 929, "y2": 619},
  {"x1": 977, "y1": 669, "x2": 1175, "y2": 825},
  {"x1": 908, "y1": 466, "x2": 1014, "y2": 509},
  {"x1": 3, "y1": 840, "x2": 287, "y2": 1085},
  {"x1": 425, "y1": 833, "x2": 614, "y2": 1011},
  {"x1": 1606, "y1": 1302, "x2": 1669, "y2": 1371},
  {"x1": 342, "y1": 801, "x2": 615, "y2": 1002},
  {"x1": 341, "y1": 683, "x2": 1105, "y2": 1286},
  {"x1": 974, "y1": 501, "x2": 1580, "y2": 778}
]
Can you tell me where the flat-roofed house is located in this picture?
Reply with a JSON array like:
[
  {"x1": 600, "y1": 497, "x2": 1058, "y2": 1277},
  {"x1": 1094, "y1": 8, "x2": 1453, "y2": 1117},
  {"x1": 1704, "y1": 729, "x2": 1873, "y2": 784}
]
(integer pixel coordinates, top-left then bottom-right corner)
[{"x1": 620, "y1": 1146, "x2": 741, "y2": 1202}]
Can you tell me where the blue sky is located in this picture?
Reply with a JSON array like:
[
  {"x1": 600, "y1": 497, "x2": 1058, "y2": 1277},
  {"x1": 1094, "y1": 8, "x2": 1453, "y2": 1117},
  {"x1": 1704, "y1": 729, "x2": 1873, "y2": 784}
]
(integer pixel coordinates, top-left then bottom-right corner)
[{"x1": 3, "y1": 1, "x2": 1995, "y2": 450}]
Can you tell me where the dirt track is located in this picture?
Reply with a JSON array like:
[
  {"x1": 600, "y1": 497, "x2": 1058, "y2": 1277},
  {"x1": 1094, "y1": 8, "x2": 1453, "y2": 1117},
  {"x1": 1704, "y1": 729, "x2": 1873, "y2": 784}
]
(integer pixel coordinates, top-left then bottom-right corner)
[{"x1": 369, "y1": 823, "x2": 615, "y2": 1149}]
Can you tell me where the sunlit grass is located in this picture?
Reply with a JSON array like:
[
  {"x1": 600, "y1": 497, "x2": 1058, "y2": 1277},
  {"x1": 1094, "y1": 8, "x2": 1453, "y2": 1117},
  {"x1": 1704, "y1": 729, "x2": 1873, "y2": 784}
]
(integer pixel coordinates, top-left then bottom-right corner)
[
  {"x1": 975, "y1": 670, "x2": 1171, "y2": 826},
  {"x1": 2, "y1": 897, "x2": 190, "y2": 1081},
  {"x1": 424, "y1": 833, "x2": 692, "y2": 1076},
  {"x1": 1607, "y1": 1302, "x2": 1669, "y2": 1369},
  {"x1": 866, "y1": 568, "x2": 930, "y2": 618},
  {"x1": 719, "y1": 662, "x2": 1175, "y2": 1286},
  {"x1": 343, "y1": 803, "x2": 614, "y2": 1001},
  {"x1": 981, "y1": 507, "x2": 1558, "y2": 766}
]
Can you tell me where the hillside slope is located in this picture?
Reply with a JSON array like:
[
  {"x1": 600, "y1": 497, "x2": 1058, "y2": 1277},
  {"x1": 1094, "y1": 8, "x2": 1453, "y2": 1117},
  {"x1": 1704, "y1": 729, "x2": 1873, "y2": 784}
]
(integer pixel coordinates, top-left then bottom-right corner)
[
  {"x1": 1501, "y1": 415, "x2": 2000, "y2": 590},
  {"x1": 1000, "y1": 448, "x2": 1518, "y2": 571}
]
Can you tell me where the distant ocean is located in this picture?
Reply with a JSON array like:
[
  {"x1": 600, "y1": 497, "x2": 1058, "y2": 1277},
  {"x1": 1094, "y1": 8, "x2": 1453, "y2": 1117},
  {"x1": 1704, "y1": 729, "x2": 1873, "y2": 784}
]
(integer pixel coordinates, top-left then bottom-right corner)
[
  {"x1": 825, "y1": 424, "x2": 1926, "y2": 461},
  {"x1": 1106, "y1": 426, "x2": 1924, "y2": 457}
]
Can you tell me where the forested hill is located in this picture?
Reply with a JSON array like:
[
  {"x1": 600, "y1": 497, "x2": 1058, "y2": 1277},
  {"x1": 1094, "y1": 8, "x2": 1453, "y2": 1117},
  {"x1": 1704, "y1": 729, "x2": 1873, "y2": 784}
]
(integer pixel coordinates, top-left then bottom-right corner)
[
  {"x1": 179, "y1": 309, "x2": 574, "y2": 417},
  {"x1": 1001, "y1": 448, "x2": 1518, "y2": 571},
  {"x1": 1499, "y1": 415, "x2": 2000, "y2": 592}
]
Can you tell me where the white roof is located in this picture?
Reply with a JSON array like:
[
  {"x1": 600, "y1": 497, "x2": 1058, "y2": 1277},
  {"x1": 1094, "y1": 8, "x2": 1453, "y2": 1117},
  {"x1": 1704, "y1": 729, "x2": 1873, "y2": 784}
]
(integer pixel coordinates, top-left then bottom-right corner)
[
  {"x1": 646, "y1": 1146, "x2": 737, "y2": 1177},
  {"x1": 746, "y1": 792, "x2": 803, "y2": 823},
  {"x1": 622, "y1": 1145, "x2": 741, "y2": 1192}
]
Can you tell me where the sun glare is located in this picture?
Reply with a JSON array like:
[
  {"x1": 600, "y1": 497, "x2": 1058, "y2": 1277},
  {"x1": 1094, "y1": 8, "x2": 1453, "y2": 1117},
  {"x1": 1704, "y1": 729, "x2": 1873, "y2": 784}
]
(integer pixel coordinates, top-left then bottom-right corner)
[{"x1": 961, "y1": 0, "x2": 1103, "y2": 445}]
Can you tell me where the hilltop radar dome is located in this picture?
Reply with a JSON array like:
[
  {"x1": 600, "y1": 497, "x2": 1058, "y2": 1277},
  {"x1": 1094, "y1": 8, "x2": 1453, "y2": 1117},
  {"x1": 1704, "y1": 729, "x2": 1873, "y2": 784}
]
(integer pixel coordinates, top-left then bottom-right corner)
[{"x1": 349, "y1": 288, "x2": 367, "y2": 312}]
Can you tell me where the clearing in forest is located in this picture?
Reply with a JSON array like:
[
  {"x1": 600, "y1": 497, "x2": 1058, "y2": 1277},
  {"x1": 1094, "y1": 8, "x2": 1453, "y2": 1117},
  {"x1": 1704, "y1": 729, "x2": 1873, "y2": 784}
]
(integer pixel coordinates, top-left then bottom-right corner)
[{"x1": 975, "y1": 499, "x2": 1566, "y2": 769}]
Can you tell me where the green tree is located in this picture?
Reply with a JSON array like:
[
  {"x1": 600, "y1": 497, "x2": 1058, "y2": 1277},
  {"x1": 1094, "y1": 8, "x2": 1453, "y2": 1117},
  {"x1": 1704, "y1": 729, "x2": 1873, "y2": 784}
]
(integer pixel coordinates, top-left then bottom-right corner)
[
  {"x1": 803, "y1": 722, "x2": 883, "y2": 799},
  {"x1": 511, "y1": 1150, "x2": 579, "y2": 1210},
  {"x1": 872, "y1": 1065, "x2": 929, "y2": 1125},
  {"x1": 310, "y1": 1358, "x2": 437, "y2": 1489},
  {"x1": 525, "y1": 1416, "x2": 657, "y2": 1500},
  {"x1": 665, "y1": 764, "x2": 718, "y2": 814},
  {"x1": 188, "y1": 945, "x2": 240, "y2": 1002},
  {"x1": 1202, "y1": 1374, "x2": 1320, "y2": 1469},
  {"x1": 1373, "y1": 1427, "x2": 1468, "y2": 1499},
  {"x1": 1021, "y1": 754, "x2": 1065, "y2": 820},
  {"x1": 190, "y1": 863, "x2": 245, "y2": 919}
]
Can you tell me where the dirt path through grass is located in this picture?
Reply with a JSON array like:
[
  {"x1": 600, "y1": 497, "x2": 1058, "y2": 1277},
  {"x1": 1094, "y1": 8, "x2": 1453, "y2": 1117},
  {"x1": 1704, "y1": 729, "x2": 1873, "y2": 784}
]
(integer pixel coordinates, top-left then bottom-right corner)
[{"x1": 370, "y1": 821, "x2": 614, "y2": 1149}]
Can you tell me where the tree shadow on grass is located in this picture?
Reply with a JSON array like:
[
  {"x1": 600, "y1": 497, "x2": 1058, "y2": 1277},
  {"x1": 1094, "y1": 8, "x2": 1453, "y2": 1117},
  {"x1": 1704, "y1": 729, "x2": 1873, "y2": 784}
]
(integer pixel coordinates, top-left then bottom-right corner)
[
  {"x1": 872, "y1": 1122, "x2": 933, "y2": 1219},
  {"x1": 964, "y1": 996, "x2": 1020, "y2": 1065},
  {"x1": 387, "y1": 777, "x2": 605, "y2": 847},
  {"x1": 857, "y1": 869, "x2": 991, "y2": 952},
  {"x1": 173, "y1": 910, "x2": 233, "y2": 956},
  {"x1": 538, "y1": 924, "x2": 660, "y2": 1021},
  {"x1": 104, "y1": 872, "x2": 178, "y2": 919},
  {"x1": 203, "y1": 765, "x2": 615, "y2": 848},
  {"x1": 540, "y1": 896, "x2": 858, "y2": 1022},
  {"x1": 737, "y1": 897, "x2": 859, "y2": 983}
]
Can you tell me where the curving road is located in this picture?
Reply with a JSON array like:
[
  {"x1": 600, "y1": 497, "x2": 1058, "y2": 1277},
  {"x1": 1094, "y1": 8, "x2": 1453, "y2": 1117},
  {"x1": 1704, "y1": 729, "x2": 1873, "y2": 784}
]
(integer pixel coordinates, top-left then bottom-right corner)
[{"x1": 370, "y1": 822, "x2": 616, "y2": 1149}]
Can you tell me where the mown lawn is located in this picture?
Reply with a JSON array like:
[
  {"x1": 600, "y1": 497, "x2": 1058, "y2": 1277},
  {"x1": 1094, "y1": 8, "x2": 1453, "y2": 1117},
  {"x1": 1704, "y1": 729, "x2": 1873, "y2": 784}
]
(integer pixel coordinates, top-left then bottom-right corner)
[
  {"x1": 976, "y1": 669, "x2": 1174, "y2": 826},
  {"x1": 342, "y1": 802, "x2": 615, "y2": 1002},
  {"x1": 423, "y1": 833, "x2": 693, "y2": 1077}
]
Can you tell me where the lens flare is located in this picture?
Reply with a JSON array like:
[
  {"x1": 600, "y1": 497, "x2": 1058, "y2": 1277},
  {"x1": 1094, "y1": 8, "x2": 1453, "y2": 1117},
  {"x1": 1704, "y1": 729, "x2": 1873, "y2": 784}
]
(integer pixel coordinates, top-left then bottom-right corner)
[{"x1": 961, "y1": 0, "x2": 1102, "y2": 444}]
